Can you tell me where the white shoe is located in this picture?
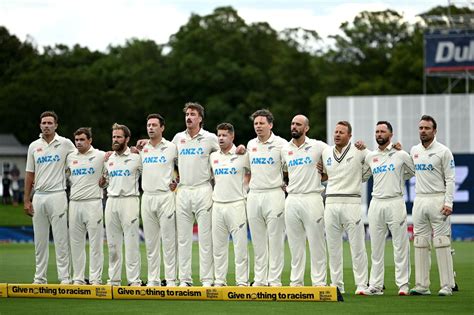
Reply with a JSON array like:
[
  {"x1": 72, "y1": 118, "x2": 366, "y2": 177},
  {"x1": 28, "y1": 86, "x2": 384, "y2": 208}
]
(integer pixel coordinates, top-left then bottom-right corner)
[
  {"x1": 202, "y1": 281, "x2": 213, "y2": 287},
  {"x1": 410, "y1": 286, "x2": 431, "y2": 295},
  {"x1": 355, "y1": 286, "x2": 368, "y2": 295},
  {"x1": 166, "y1": 281, "x2": 177, "y2": 287},
  {"x1": 60, "y1": 280, "x2": 72, "y2": 285},
  {"x1": 398, "y1": 284, "x2": 409, "y2": 296},
  {"x1": 129, "y1": 282, "x2": 142, "y2": 287},
  {"x1": 363, "y1": 286, "x2": 383, "y2": 296},
  {"x1": 107, "y1": 280, "x2": 121, "y2": 286},
  {"x1": 73, "y1": 280, "x2": 86, "y2": 285},
  {"x1": 90, "y1": 281, "x2": 102, "y2": 286},
  {"x1": 213, "y1": 283, "x2": 225, "y2": 287},
  {"x1": 438, "y1": 286, "x2": 453, "y2": 296}
]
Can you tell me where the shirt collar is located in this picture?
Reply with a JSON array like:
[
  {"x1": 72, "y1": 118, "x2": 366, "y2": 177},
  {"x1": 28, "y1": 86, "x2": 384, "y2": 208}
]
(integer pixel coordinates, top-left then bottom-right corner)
[
  {"x1": 219, "y1": 145, "x2": 236, "y2": 155},
  {"x1": 40, "y1": 132, "x2": 60, "y2": 144},
  {"x1": 75, "y1": 146, "x2": 95, "y2": 155},
  {"x1": 423, "y1": 137, "x2": 437, "y2": 150},
  {"x1": 185, "y1": 128, "x2": 203, "y2": 139},
  {"x1": 114, "y1": 147, "x2": 131, "y2": 157},
  {"x1": 377, "y1": 142, "x2": 393, "y2": 153},
  {"x1": 289, "y1": 136, "x2": 310, "y2": 149},
  {"x1": 335, "y1": 142, "x2": 351, "y2": 154},
  {"x1": 257, "y1": 132, "x2": 275, "y2": 144},
  {"x1": 147, "y1": 138, "x2": 166, "y2": 148}
]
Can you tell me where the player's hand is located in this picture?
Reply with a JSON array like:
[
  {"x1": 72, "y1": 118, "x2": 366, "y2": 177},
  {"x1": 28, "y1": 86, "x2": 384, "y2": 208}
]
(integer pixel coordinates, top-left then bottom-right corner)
[
  {"x1": 354, "y1": 140, "x2": 366, "y2": 150},
  {"x1": 235, "y1": 144, "x2": 246, "y2": 155},
  {"x1": 104, "y1": 151, "x2": 113, "y2": 161},
  {"x1": 393, "y1": 141, "x2": 402, "y2": 151},
  {"x1": 169, "y1": 180, "x2": 178, "y2": 192},
  {"x1": 441, "y1": 205, "x2": 453, "y2": 216},
  {"x1": 130, "y1": 146, "x2": 139, "y2": 154},
  {"x1": 24, "y1": 200, "x2": 34, "y2": 217},
  {"x1": 136, "y1": 139, "x2": 147, "y2": 151},
  {"x1": 281, "y1": 184, "x2": 287, "y2": 193},
  {"x1": 98, "y1": 175, "x2": 107, "y2": 188},
  {"x1": 316, "y1": 161, "x2": 324, "y2": 174}
]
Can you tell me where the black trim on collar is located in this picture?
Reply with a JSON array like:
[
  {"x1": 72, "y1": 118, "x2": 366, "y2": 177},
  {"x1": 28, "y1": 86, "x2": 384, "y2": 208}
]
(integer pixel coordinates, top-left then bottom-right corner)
[{"x1": 333, "y1": 143, "x2": 351, "y2": 163}]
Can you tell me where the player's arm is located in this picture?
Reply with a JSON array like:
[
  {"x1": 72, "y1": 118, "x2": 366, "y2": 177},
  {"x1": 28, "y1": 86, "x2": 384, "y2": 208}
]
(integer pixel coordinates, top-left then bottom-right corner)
[
  {"x1": 23, "y1": 171, "x2": 35, "y2": 216},
  {"x1": 401, "y1": 151, "x2": 415, "y2": 180},
  {"x1": 441, "y1": 149, "x2": 455, "y2": 216},
  {"x1": 362, "y1": 155, "x2": 373, "y2": 182},
  {"x1": 99, "y1": 163, "x2": 109, "y2": 189}
]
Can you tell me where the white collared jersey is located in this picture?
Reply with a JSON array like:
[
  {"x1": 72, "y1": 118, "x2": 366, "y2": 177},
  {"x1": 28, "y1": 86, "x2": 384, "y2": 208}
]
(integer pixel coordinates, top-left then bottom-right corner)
[
  {"x1": 26, "y1": 133, "x2": 75, "y2": 192},
  {"x1": 210, "y1": 146, "x2": 250, "y2": 203},
  {"x1": 281, "y1": 137, "x2": 328, "y2": 194},
  {"x1": 247, "y1": 133, "x2": 288, "y2": 191},
  {"x1": 104, "y1": 148, "x2": 142, "y2": 197},
  {"x1": 410, "y1": 139, "x2": 455, "y2": 208},
  {"x1": 365, "y1": 144, "x2": 415, "y2": 199},
  {"x1": 67, "y1": 147, "x2": 105, "y2": 200},
  {"x1": 140, "y1": 138, "x2": 177, "y2": 193},
  {"x1": 322, "y1": 143, "x2": 370, "y2": 198},
  {"x1": 172, "y1": 128, "x2": 219, "y2": 187}
]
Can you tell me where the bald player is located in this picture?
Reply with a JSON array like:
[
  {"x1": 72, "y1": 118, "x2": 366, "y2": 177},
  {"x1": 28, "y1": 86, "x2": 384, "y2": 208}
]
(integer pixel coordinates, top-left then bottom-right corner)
[
  {"x1": 247, "y1": 109, "x2": 288, "y2": 287},
  {"x1": 24, "y1": 110, "x2": 75, "y2": 284},
  {"x1": 100, "y1": 123, "x2": 142, "y2": 286},
  {"x1": 281, "y1": 115, "x2": 328, "y2": 287},
  {"x1": 363, "y1": 121, "x2": 414, "y2": 296},
  {"x1": 140, "y1": 113, "x2": 178, "y2": 287},
  {"x1": 321, "y1": 120, "x2": 370, "y2": 295},
  {"x1": 210, "y1": 123, "x2": 250, "y2": 287},
  {"x1": 172, "y1": 102, "x2": 219, "y2": 287},
  {"x1": 410, "y1": 115, "x2": 456, "y2": 296},
  {"x1": 67, "y1": 127, "x2": 106, "y2": 285}
]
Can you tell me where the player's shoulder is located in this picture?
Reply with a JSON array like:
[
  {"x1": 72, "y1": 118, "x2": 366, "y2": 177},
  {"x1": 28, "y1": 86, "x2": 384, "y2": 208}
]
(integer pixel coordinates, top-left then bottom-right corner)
[
  {"x1": 273, "y1": 134, "x2": 288, "y2": 145},
  {"x1": 210, "y1": 150, "x2": 219, "y2": 159},
  {"x1": 172, "y1": 131, "x2": 186, "y2": 142},
  {"x1": 322, "y1": 145, "x2": 333, "y2": 156},
  {"x1": 247, "y1": 138, "x2": 257, "y2": 147}
]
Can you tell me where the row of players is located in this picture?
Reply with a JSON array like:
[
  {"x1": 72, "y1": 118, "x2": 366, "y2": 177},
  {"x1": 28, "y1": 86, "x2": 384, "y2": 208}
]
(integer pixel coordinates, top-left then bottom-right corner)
[{"x1": 24, "y1": 104, "x2": 456, "y2": 296}]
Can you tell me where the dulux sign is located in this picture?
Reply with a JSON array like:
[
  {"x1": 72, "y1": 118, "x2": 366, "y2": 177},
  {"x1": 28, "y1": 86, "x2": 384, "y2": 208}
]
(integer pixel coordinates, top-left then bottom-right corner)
[{"x1": 425, "y1": 30, "x2": 474, "y2": 73}]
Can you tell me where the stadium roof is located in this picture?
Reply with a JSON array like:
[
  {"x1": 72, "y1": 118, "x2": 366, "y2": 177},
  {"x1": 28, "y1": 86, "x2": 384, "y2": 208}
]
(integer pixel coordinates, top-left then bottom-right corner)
[{"x1": 0, "y1": 134, "x2": 28, "y2": 156}]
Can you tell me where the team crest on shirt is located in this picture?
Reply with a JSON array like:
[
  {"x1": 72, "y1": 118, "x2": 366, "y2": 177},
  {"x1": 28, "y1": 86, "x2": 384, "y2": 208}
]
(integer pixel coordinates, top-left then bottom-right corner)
[
  {"x1": 36, "y1": 148, "x2": 43, "y2": 152},
  {"x1": 124, "y1": 159, "x2": 132, "y2": 164},
  {"x1": 388, "y1": 152, "x2": 396, "y2": 157},
  {"x1": 268, "y1": 146, "x2": 275, "y2": 151},
  {"x1": 180, "y1": 139, "x2": 186, "y2": 144},
  {"x1": 89, "y1": 156, "x2": 95, "y2": 161},
  {"x1": 160, "y1": 146, "x2": 167, "y2": 151},
  {"x1": 73, "y1": 160, "x2": 78, "y2": 165},
  {"x1": 230, "y1": 157, "x2": 238, "y2": 163},
  {"x1": 252, "y1": 147, "x2": 257, "y2": 152},
  {"x1": 54, "y1": 143, "x2": 61, "y2": 148},
  {"x1": 196, "y1": 136, "x2": 204, "y2": 143},
  {"x1": 346, "y1": 157, "x2": 353, "y2": 163},
  {"x1": 288, "y1": 151, "x2": 293, "y2": 156},
  {"x1": 304, "y1": 146, "x2": 312, "y2": 152},
  {"x1": 144, "y1": 149, "x2": 149, "y2": 153},
  {"x1": 414, "y1": 154, "x2": 419, "y2": 159},
  {"x1": 373, "y1": 157, "x2": 378, "y2": 163},
  {"x1": 213, "y1": 160, "x2": 219, "y2": 164},
  {"x1": 109, "y1": 162, "x2": 114, "y2": 166}
]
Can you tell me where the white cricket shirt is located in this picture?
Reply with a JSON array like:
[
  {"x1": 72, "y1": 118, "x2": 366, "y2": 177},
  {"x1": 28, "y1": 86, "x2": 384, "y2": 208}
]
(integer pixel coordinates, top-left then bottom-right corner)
[
  {"x1": 140, "y1": 138, "x2": 177, "y2": 193},
  {"x1": 104, "y1": 148, "x2": 142, "y2": 197},
  {"x1": 67, "y1": 146, "x2": 105, "y2": 200}
]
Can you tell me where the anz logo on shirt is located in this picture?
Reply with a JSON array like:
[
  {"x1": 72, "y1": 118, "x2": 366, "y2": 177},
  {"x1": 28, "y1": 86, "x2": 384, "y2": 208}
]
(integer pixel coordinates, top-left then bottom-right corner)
[
  {"x1": 109, "y1": 169, "x2": 131, "y2": 177},
  {"x1": 71, "y1": 167, "x2": 95, "y2": 176},
  {"x1": 143, "y1": 156, "x2": 167, "y2": 164},
  {"x1": 415, "y1": 163, "x2": 434, "y2": 171},
  {"x1": 372, "y1": 164, "x2": 395, "y2": 174},
  {"x1": 36, "y1": 155, "x2": 60, "y2": 164},
  {"x1": 179, "y1": 147, "x2": 204, "y2": 155},
  {"x1": 251, "y1": 157, "x2": 275, "y2": 165},
  {"x1": 214, "y1": 167, "x2": 237, "y2": 175},
  {"x1": 288, "y1": 156, "x2": 313, "y2": 167}
]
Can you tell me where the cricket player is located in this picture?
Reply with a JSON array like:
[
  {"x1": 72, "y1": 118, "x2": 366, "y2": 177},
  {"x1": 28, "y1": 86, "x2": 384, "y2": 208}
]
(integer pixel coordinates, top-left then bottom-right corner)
[
  {"x1": 140, "y1": 113, "x2": 178, "y2": 287},
  {"x1": 363, "y1": 121, "x2": 414, "y2": 296},
  {"x1": 67, "y1": 127, "x2": 105, "y2": 285},
  {"x1": 210, "y1": 123, "x2": 250, "y2": 287},
  {"x1": 100, "y1": 123, "x2": 142, "y2": 286},
  {"x1": 321, "y1": 120, "x2": 370, "y2": 295},
  {"x1": 172, "y1": 102, "x2": 219, "y2": 287},
  {"x1": 409, "y1": 115, "x2": 456, "y2": 296},
  {"x1": 24, "y1": 111, "x2": 75, "y2": 284},
  {"x1": 281, "y1": 115, "x2": 328, "y2": 287},
  {"x1": 247, "y1": 109, "x2": 288, "y2": 287}
]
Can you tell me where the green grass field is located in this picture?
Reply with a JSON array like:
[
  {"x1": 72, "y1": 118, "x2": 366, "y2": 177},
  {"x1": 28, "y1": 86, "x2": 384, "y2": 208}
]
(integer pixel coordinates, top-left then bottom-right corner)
[{"x1": 0, "y1": 241, "x2": 473, "y2": 314}]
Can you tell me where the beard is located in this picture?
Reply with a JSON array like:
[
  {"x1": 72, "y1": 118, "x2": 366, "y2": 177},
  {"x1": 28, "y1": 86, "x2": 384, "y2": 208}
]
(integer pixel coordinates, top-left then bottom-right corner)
[
  {"x1": 291, "y1": 130, "x2": 303, "y2": 139},
  {"x1": 376, "y1": 137, "x2": 389, "y2": 146},
  {"x1": 112, "y1": 141, "x2": 126, "y2": 152}
]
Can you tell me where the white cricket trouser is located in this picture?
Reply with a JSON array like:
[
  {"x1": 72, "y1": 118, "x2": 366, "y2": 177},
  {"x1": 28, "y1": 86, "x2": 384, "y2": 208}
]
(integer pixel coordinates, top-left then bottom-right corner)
[
  {"x1": 105, "y1": 196, "x2": 141, "y2": 285},
  {"x1": 247, "y1": 188, "x2": 285, "y2": 286},
  {"x1": 368, "y1": 197, "x2": 410, "y2": 290},
  {"x1": 69, "y1": 199, "x2": 104, "y2": 285},
  {"x1": 325, "y1": 201, "x2": 368, "y2": 291},
  {"x1": 413, "y1": 194, "x2": 454, "y2": 290},
  {"x1": 176, "y1": 183, "x2": 213, "y2": 284},
  {"x1": 32, "y1": 191, "x2": 70, "y2": 284},
  {"x1": 285, "y1": 193, "x2": 327, "y2": 286},
  {"x1": 212, "y1": 200, "x2": 249, "y2": 286},
  {"x1": 141, "y1": 191, "x2": 177, "y2": 286}
]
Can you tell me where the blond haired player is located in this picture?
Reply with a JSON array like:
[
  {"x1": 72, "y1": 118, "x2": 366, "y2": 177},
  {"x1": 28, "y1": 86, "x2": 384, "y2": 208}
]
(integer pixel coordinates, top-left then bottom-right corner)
[{"x1": 24, "y1": 110, "x2": 75, "y2": 284}]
